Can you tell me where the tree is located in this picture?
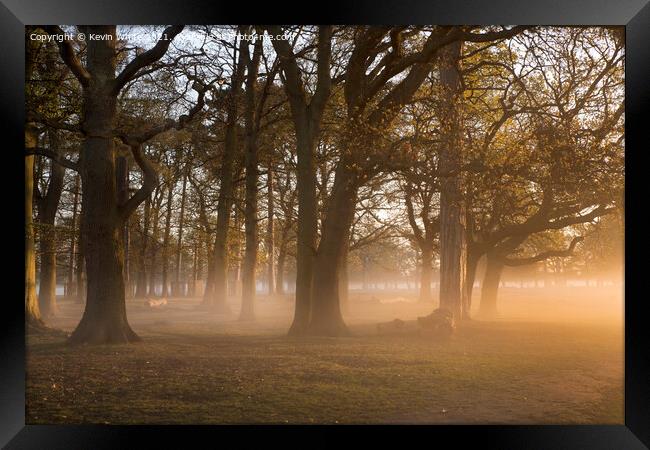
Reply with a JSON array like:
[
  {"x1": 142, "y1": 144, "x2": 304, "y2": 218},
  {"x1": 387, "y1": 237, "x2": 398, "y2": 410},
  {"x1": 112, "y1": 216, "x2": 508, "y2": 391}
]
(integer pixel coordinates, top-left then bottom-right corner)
[
  {"x1": 25, "y1": 31, "x2": 45, "y2": 330},
  {"x1": 308, "y1": 26, "x2": 527, "y2": 335},
  {"x1": 160, "y1": 177, "x2": 174, "y2": 298},
  {"x1": 173, "y1": 162, "x2": 189, "y2": 297},
  {"x1": 273, "y1": 146, "x2": 298, "y2": 296},
  {"x1": 437, "y1": 40, "x2": 469, "y2": 320},
  {"x1": 240, "y1": 34, "x2": 264, "y2": 321},
  {"x1": 44, "y1": 25, "x2": 208, "y2": 343},
  {"x1": 34, "y1": 131, "x2": 66, "y2": 317},
  {"x1": 203, "y1": 26, "x2": 248, "y2": 312},
  {"x1": 27, "y1": 24, "x2": 621, "y2": 341},
  {"x1": 459, "y1": 28, "x2": 624, "y2": 317},
  {"x1": 266, "y1": 25, "x2": 333, "y2": 335},
  {"x1": 25, "y1": 122, "x2": 43, "y2": 329},
  {"x1": 266, "y1": 160, "x2": 276, "y2": 296},
  {"x1": 403, "y1": 181, "x2": 439, "y2": 302}
]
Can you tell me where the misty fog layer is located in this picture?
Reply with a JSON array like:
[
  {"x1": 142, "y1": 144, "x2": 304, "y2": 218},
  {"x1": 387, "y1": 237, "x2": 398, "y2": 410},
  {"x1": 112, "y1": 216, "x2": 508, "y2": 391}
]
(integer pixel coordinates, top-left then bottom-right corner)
[{"x1": 25, "y1": 25, "x2": 624, "y2": 425}]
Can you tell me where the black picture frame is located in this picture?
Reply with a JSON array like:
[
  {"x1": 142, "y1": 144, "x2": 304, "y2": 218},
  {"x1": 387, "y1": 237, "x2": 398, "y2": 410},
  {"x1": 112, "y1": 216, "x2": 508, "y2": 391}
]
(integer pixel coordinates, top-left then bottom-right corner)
[{"x1": 2, "y1": 1, "x2": 648, "y2": 447}]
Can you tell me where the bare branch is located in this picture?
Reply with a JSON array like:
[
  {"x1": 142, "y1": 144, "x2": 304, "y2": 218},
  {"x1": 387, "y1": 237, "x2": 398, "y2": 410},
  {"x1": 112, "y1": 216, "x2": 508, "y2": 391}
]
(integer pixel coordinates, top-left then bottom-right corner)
[
  {"x1": 41, "y1": 26, "x2": 91, "y2": 87},
  {"x1": 119, "y1": 78, "x2": 210, "y2": 145},
  {"x1": 25, "y1": 147, "x2": 80, "y2": 172},
  {"x1": 118, "y1": 143, "x2": 159, "y2": 222},
  {"x1": 503, "y1": 236, "x2": 584, "y2": 266},
  {"x1": 112, "y1": 25, "x2": 185, "y2": 94}
]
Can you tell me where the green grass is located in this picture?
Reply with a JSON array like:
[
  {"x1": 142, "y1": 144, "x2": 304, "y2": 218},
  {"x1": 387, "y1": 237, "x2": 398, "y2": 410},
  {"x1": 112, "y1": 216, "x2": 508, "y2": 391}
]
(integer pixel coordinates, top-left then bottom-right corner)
[{"x1": 26, "y1": 310, "x2": 623, "y2": 424}]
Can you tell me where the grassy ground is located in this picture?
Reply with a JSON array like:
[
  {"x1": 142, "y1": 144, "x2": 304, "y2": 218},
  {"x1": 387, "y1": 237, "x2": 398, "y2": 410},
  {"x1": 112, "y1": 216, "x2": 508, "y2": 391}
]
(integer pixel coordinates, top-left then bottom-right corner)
[{"x1": 26, "y1": 288, "x2": 624, "y2": 424}]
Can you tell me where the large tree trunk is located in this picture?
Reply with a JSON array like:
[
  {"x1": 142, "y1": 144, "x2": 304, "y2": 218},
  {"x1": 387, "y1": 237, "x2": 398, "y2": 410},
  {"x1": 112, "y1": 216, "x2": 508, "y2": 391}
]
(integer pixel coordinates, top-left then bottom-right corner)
[
  {"x1": 269, "y1": 25, "x2": 331, "y2": 336},
  {"x1": 478, "y1": 252, "x2": 504, "y2": 319},
  {"x1": 160, "y1": 182, "x2": 173, "y2": 298},
  {"x1": 25, "y1": 123, "x2": 43, "y2": 329},
  {"x1": 308, "y1": 164, "x2": 356, "y2": 336},
  {"x1": 289, "y1": 126, "x2": 318, "y2": 334},
  {"x1": 437, "y1": 40, "x2": 467, "y2": 322},
  {"x1": 266, "y1": 164, "x2": 275, "y2": 296},
  {"x1": 37, "y1": 131, "x2": 65, "y2": 318},
  {"x1": 419, "y1": 246, "x2": 433, "y2": 302},
  {"x1": 68, "y1": 26, "x2": 139, "y2": 344}
]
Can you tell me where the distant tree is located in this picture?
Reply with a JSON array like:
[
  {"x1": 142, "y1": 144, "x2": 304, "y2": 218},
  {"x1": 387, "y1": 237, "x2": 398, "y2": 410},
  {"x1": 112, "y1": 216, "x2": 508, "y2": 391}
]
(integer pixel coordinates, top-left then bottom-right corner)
[{"x1": 203, "y1": 26, "x2": 248, "y2": 313}]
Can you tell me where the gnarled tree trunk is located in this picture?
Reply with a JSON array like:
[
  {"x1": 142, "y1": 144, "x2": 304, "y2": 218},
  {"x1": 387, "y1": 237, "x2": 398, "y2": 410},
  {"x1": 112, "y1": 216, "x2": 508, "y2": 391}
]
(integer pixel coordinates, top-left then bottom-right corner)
[
  {"x1": 437, "y1": 40, "x2": 467, "y2": 321},
  {"x1": 309, "y1": 164, "x2": 356, "y2": 336},
  {"x1": 268, "y1": 25, "x2": 332, "y2": 336},
  {"x1": 68, "y1": 26, "x2": 139, "y2": 344}
]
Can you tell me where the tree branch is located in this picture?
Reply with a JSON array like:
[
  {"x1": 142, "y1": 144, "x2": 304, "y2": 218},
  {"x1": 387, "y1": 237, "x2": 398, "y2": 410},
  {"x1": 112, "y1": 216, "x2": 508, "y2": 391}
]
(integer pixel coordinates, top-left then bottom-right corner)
[
  {"x1": 119, "y1": 78, "x2": 210, "y2": 145},
  {"x1": 25, "y1": 147, "x2": 80, "y2": 172},
  {"x1": 267, "y1": 26, "x2": 309, "y2": 116},
  {"x1": 27, "y1": 110, "x2": 81, "y2": 134},
  {"x1": 116, "y1": 78, "x2": 210, "y2": 221},
  {"x1": 403, "y1": 185, "x2": 425, "y2": 246},
  {"x1": 310, "y1": 26, "x2": 333, "y2": 117},
  {"x1": 42, "y1": 26, "x2": 91, "y2": 87},
  {"x1": 503, "y1": 236, "x2": 584, "y2": 266},
  {"x1": 112, "y1": 25, "x2": 185, "y2": 95},
  {"x1": 118, "y1": 143, "x2": 159, "y2": 222}
]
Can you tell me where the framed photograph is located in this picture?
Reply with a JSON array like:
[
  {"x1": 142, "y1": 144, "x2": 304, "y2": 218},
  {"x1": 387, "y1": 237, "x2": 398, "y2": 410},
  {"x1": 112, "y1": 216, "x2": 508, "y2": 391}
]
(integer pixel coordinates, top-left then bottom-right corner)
[{"x1": 3, "y1": 0, "x2": 648, "y2": 447}]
